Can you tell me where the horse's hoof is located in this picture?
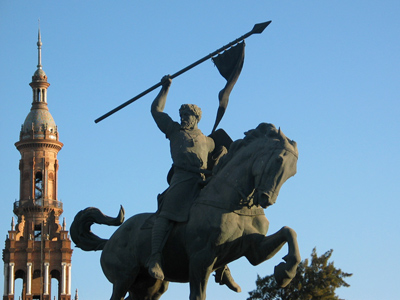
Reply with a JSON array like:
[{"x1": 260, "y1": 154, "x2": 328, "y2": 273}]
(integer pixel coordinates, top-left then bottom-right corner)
[{"x1": 274, "y1": 262, "x2": 296, "y2": 288}]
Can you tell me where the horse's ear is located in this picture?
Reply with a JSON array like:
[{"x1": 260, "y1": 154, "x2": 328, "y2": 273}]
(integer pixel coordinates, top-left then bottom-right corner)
[{"x1": 278, "y1": 127, "x2": 288, "y2": 141}]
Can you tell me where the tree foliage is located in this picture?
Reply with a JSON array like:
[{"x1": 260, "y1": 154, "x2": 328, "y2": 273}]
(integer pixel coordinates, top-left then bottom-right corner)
[{"x1": 247, "y1": 248, "x2": 352, "y2": 300}]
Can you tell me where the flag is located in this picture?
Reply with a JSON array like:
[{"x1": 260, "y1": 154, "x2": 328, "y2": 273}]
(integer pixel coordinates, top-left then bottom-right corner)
[{"x1": 211, "y1": 41, "x2": 245, "y2": 133}]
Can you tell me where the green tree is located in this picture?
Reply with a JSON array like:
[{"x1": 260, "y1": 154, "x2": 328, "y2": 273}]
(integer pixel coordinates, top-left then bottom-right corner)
[{"x1": 247, "y1": 248, "x2": 352, "y2": 300}]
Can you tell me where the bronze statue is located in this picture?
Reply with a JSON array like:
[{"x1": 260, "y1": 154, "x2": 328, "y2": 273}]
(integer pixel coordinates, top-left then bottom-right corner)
[
  {"x1": 71, "y1": 122, "x2": 300, "y2": 300},
  {"x1": 74, "y1": 20, "x2": 301, "y2": 300}
]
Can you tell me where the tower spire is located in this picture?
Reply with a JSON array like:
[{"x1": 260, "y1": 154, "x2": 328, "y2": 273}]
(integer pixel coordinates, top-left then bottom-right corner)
[
  {"x1": 29, "y1": 21, "x2": 50, "y2": 105},
  {"x1": 37, "y1": 19, "x2": 42, "y2": 70}
]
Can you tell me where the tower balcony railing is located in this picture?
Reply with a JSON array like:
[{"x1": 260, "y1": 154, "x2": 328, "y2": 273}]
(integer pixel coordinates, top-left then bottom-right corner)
[{"x1": 13, "y1": 198, "x2": 63, "y2": 211}]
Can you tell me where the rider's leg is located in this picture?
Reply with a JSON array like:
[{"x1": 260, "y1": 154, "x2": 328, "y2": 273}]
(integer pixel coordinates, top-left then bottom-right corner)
[
  {"x1": 214, "y1": 265, "x2": 241, "y2": 293},
  {"x1": 148, "y1": 216, "x2": 171, "y2": 280}
]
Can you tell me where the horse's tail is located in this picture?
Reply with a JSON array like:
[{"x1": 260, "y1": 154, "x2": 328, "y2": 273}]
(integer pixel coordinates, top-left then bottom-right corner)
[{"x1": 70, "y1": 206, "x2": 125, "y2": 251}]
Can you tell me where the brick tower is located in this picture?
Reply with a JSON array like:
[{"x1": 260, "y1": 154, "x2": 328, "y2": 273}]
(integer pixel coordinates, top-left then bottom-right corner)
[{"x1": 2, "y1": 29, "x2": 73, "y2": 300}]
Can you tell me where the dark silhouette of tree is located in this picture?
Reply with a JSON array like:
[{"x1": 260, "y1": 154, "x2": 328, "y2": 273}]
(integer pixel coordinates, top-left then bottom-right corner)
[{"x1": 247, "y1": 248, "x2": 352, "y2": 300}]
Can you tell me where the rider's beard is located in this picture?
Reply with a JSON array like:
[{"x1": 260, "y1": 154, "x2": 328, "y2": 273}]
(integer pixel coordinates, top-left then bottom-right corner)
[{"x1": 181, "y1": 119, "x2": 197, "y2": 130}]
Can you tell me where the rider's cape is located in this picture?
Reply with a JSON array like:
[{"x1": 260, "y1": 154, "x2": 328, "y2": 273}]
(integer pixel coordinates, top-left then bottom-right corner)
[{"x1": 207, "y1": 128, "x2": 233, "y2": 171}]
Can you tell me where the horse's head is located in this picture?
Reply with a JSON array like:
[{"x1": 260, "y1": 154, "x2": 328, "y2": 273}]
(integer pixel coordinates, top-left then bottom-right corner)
[{"x1": 250, "y1": 123, "x2": 298, "y2": 209}]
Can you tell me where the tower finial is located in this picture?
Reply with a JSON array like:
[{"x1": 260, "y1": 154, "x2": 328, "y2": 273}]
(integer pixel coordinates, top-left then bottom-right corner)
[{"x1": 37, "y1": 19, "x2": 42, "y2": 70}]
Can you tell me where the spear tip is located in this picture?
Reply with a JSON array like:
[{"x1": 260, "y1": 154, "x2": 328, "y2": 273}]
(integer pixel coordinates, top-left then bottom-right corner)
[{"x1": 252, "y1": 21, "x2": 272, "y2": 34}]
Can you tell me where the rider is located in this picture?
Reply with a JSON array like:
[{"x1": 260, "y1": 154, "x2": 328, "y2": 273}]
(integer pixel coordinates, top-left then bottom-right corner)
[{"x1": 148, "y1": 75, "x2": 241, "y2": 292}]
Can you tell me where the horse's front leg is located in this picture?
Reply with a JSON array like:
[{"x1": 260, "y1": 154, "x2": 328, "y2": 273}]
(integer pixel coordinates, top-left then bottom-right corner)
[
  {"x1": 273, "y1": 226, "x2": 301, "y2": 287},
  {"x1": 244, "y1": 226, "x2": 300, "y2": 287}
]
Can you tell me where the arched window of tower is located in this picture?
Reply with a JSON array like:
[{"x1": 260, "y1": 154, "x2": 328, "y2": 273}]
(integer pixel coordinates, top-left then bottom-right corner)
[
  {"x1": 35, "y1": 171, "x2": 43, "y2": 200},
  {"x1": 34, "y1": 224, "x2": 42, "y2": 241}
]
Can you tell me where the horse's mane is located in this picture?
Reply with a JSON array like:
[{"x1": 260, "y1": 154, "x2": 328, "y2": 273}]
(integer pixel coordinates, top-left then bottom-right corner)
[{"x1": 213, "y1": 123, "x2": 297, "y2": 174}]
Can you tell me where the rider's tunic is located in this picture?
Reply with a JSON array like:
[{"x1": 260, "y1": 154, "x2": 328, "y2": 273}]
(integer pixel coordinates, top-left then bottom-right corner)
[{"x1": 154, "y1": 113, "x2": 215, "y2": 222}]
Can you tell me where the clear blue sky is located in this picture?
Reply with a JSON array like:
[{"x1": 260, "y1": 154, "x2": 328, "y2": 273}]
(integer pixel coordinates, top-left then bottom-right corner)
[{"x1": 1, "y1": 1, "x2": 399, "y2": 299}]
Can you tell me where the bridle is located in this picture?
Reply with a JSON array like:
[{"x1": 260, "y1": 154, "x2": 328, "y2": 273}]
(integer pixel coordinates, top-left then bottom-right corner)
[
  {"x1": 196, "y1": 140, "x2": 297, "y2": 211},
  {"x1": 253, "y1": 144, "x2": 298, "y2": 207}
]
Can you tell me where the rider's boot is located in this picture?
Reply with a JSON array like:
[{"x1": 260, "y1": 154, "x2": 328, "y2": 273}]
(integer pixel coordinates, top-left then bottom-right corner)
[
  {"x1": 215, "y1": 265, "x2": 242, "y2": 293},
  {"x1": 148, "y1": 252, "x2": 164, "y2": 280}
]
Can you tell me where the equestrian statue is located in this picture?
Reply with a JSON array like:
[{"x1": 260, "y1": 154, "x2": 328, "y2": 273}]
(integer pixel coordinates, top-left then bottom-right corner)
[
  {"x1": 71, "y1": 21, "x2": 301, "y2": 300},
  {"x1": 70, "y1": 78, "x2": 300, "y2": 299}
]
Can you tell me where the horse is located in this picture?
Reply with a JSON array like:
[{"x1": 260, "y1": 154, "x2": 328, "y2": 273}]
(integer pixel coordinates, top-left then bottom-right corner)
[{"x1": 70, "y1": 123, "x2": 300, "y2": 300}]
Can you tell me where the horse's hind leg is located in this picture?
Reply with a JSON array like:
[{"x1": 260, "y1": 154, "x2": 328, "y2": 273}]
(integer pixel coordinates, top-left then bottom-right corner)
[
  {"x1": 188, "y1": 248, "x2": 216, "y2": 300},
  {"x1": 244, "y1": 226, "x2": 300, "y2": 287},
  {"x1": 128, "y1": 278, "x2": 169, "y2": 300},
  {"x1": 110, "y1": 281, "x2": 129, "y2": 300},
  {"x1": 109, "y1": 266, "x2": 140, "y2": 300},
  {"x1": 150, "y1": 280, "x2": 169, "y2": 300}
]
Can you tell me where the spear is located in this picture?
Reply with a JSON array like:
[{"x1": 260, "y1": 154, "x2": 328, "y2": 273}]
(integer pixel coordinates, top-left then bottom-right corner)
[{"x1": 95, "y1": 21, "x2": 271, "y2": 123}]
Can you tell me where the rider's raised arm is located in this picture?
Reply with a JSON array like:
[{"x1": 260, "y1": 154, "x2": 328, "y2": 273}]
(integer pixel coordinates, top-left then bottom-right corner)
[{"x1": 151, "y1": 76, "x2": 174, "y2": 134}]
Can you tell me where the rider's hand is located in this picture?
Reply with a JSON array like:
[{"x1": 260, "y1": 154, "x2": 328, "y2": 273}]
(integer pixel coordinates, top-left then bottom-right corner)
[{"x1": 161, "y1": 75, "x2": 172, "y2": 89}]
